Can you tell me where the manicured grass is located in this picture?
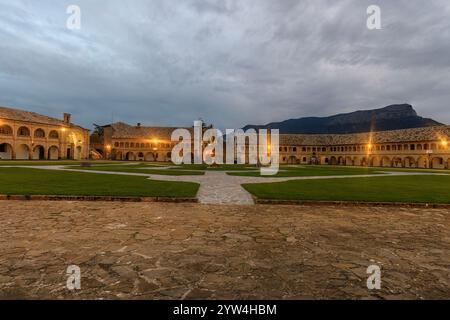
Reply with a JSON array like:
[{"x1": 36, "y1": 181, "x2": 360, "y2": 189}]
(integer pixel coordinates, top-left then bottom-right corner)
[
  {"x1": 243, "y1": 175, "x2": 450, "y2": 203},
  {"x1": 171, "y1": 164, "x2": 259, "y2": 171},
  {"x1": 0, "y1": 168, "x2": 199, "y2": 197},
  {"x1": 228, "y1": 165, "x2": 383, "y2": 177},
  {"x1": 65, "y1": 164, "x2": 205, "y2": 176},
  {"x1": 0, "y1": 160, "x2": 118, "y2": 166}
]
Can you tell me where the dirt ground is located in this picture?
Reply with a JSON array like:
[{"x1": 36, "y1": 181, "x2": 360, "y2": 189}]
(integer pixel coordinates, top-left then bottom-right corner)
[{"x1": 0, "y1": 201, "x2": 449, "y2": 299}]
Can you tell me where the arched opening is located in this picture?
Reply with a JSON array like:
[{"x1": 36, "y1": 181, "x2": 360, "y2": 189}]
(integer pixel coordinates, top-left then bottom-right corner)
[
  {"x1": 49, "y1": 130, "x2": 59, "y2": 139},
  {"x1": 404, "y1": 157, "x2": 416, "y2": 168},
  {"x1": 74, "y1": 146, "x2": 82, "y2": 160},
  {"x1": 145, "y1": 152, "x2": 155, "y2": 162},
  {"x1": 16, "y1": 144, "x2": 30, "y2": 160},
  {"x1": 0, "y1": 143, "x2": 13, "y2": 159},
  {"x1": 337, "y1": 156, "x2": 344, "y2": 165},
  {"x1": 416, "y1": 156, "x2": 429, "y2": 169},
  {"x1": 353, "y1": 157, "x2": 361, "y2": 166},
  {"x1": 137, "y1": 152, "x2": 144, "y2": 161},
  {"x1": 392, "y1": 157, "x2": 403, "y2": 168},
  {"x1": 381, "y1": 156, "x2": 391, "y2": 167},
  {"x1": 370, "y1": 156, "x2": 380, "y2": 167},
  {"x1": 34, "y1": 128, "x2": 46, "y2": 139},
  {"x1": 33, "y1": 145, "x2": 45, "y2": 160},
  {"x1": 0, "y1": 125, "x2": 13, "y2": 136},
  {"x1": 361, "y1": 157, "x2": 368, "y2": 166},
  {"x1": 329, "y1": 156, "x2": 337, "y2": 165},
  {"x1": 345, "y1": 156, "x2": 353, "y2": 166},
  {"x1": 126, "y1": 152, "x2": 135, "y2": 161},
  {"x1": 17, "y1": 126, "x2": 30, "y2": 137},
  {"x1": 431, "y1": 157, "x2": 445, "y2": 169},
  {"x1": 288, "y1": 155, "x2": 297, "y2": 164},
  {"x1": 48, "y1": 146, "x2": 59, "y2": 160}
]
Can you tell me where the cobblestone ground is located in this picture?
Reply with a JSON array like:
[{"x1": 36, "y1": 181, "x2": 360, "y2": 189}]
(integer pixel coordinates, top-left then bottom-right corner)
[{"x1": 0, "y1": 201, "x2": 449, "y2": 300}]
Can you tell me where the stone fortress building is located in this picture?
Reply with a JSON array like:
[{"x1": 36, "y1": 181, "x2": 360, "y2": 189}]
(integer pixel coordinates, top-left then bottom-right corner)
[
  {"x1": 1, "y1": 105, "x2": 449, "y2": 169},
  {"x1": 278, "y1": 125, "x2": 450, "y2": 169},
  {"x1": 0, "y1": 106, "x2": 90, "y2": 160}
]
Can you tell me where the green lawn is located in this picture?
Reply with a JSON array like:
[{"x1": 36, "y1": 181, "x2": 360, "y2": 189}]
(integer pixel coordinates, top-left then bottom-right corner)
[
  {"x1": 228, "y1": 165, "x2": 383, "y2": 177},
  {"x1": 65, "y1": 164, "x2": 205, "y2": 176},
  {"x1": 0, "y1": 160, "x2": 119, "y2": 166},
  {"x1": 170, "y1": 164, "x2": 259, "y2": 171},
  {"x1": 243, "y1": 175, "x2": 450, "y2": 203},
  {"x1": 0, "y1": 168, "x2": 199, "y2": 197}
]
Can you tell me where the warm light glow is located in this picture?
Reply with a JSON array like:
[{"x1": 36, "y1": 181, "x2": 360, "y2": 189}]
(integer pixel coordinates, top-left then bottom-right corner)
[
  {"x1": 367, "y1": 144, "x2": 372, "y2": 149},
  {"x1": 442, "y1": 140, "x2": 448, "y2": 147},
  {"x1": 61, "y1": 128, "x2": 66, "y2": 132},
  {"x1": 106, "y1": 144, "x2": 111, "y2": 150},
  {"x1": 153, "y1": 138, "x2": 158, "y2": 144}
]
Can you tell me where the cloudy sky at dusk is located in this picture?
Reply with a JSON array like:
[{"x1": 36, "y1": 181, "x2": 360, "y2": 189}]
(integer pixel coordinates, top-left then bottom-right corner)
[{"x1": 0, "y1": 0, "x2": 449, "y2": 129}]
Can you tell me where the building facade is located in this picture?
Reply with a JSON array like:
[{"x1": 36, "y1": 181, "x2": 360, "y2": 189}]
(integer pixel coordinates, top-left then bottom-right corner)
[
  {"x1": 278, "y1": 125, "x2": 450, "y2": 169},
  {"x1": 0, "y1": 106, "x2": 90, "y2": 160},
  {"x1": 96, "y1": 122, "x2": 196, "y2": 162}
]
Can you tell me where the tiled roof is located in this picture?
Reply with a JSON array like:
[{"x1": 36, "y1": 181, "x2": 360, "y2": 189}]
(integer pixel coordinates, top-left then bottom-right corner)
[
  {"x1": 109, "y1": 122, "x2": 194, "y2": 139},
  {"x1": 279, "y1": 125, "x2": 450, "y2": 146},
  {"x1": 0, "y1": 106, "x2": 87, "y2": 130}
]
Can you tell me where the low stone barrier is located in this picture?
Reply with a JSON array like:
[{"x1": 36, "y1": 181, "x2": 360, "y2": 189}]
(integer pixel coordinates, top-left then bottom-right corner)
[
  {"x1": 0, "y1": 194, "x2": 198, "y2": 203},
  {"x1": 254, "y1": 198, "x2": 450, "y2": 208}
]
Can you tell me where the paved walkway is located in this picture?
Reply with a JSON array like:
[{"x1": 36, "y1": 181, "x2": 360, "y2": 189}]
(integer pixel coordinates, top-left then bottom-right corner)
[
  {"x1": 1, "y1": 201, "x2": 449, "y2": 299},
  {"x1": 8, "y1": 165, "x2": 448, "y2": 205}
]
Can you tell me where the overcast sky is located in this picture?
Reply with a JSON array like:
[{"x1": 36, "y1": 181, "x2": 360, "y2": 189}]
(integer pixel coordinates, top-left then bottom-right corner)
[{"x1": 0, "y1": 0, "x2": 449, "y2": 129}]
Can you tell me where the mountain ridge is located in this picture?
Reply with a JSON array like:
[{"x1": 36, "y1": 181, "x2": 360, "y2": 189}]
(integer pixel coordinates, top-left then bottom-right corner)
[{"x1": 243, "y1": 104, "x2": 443, "y2": 134}]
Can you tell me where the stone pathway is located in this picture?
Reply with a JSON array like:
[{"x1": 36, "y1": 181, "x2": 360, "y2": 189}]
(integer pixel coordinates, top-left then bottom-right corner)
[
  {"x1": 0, "y1": 201, "x2": 449, "y2": 299},
  {"x1": 4, "y1": 165, "x2": 449, "y2": 205}
]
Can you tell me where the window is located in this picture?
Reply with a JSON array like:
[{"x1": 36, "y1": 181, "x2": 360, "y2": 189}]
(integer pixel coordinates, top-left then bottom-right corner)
[
  {"x1": 0, "y1": 125, "x2": 12, "y2": 135},
  {"x1": 34, "y1": 129, "x2": 45, "y2": 138},
  {"x1": 49, "y1": 130, "x2": 59, "y2": 139},
  {"x1": 17, "y1": 127, "x2": 30, "y2": 136},
  {"x1": 293, "y1": 147, "x2": 297, "y2": 152},
  {"x1": 410, "y1": 144, "x2": 415, "y2": 151},
  {"x1": 0, "y1": 144, "x2": 6, "y2": 152},
  {"x1": 114, "y1": 142, "x2": 119, "y2": 147}
]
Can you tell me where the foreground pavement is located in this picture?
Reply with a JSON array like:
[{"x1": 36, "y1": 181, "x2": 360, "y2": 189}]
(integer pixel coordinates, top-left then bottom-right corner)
[{"x1": 0, "y1": 201, "x2": 449, "y2": 299}]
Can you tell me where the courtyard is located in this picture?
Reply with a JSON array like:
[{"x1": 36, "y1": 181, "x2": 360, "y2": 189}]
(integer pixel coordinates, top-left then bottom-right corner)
[{"x1": 0, "y1": 201, "x2": 448, "y2": 299}]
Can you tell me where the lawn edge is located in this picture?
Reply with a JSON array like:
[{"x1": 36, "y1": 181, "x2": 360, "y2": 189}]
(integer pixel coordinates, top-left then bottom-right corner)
[
  {"x1": 0, "y1": 194, "x2": 198, "y2": 203},
  {"x1": 253, "y1": 197, "x2": 450, "y2": 208}
]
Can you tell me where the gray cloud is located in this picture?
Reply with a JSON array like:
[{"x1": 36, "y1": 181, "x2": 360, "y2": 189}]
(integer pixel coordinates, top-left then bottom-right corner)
[{"x1": 0, "y1": 0, "x2": 449, "y2": 130}]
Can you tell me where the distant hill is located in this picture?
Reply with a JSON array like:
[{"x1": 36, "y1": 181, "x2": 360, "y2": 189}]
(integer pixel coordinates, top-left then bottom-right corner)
[{"x1": 243, "y1": 104, "x2": 443, "y2": 134}]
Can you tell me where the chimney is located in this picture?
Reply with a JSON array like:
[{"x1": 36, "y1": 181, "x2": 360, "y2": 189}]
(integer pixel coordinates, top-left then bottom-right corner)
[
  {"x1": 63, "y1": 113, "x2": 71, "y2": 124},
  {"x1": 137, "y1": 123, "x2": 141, "y2": 128}
]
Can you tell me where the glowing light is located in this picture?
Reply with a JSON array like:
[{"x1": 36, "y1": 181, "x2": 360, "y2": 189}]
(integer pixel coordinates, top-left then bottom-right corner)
[
  {"x1": 442, "y1": 140, "x2": 448, "y2": 147},
  {"x1": 153, "y1": 138, "x2": 158, "y2": 144},
  {"x1": 367, "y1": 144, "x2": 372, "y2": 149},
  {"x1": 106, "y1": 144, "x2": 111, "y2": 150},
  {"x1": 61, "y1": 128, "x2": 66, "y2": 132}
]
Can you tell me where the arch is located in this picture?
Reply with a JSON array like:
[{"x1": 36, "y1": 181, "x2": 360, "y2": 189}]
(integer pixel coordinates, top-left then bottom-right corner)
[
  {"x1": 416, "y1": 156, "x2": 429, "y2": 169},
  {"x1": 345, "y1": 156, "x2": 353, "y2": 166},
  {"x1": 337, "y1": 156, "x2": 344, "y2": 165},
  {"x1": 74, "y1": 146, "x2": 82, "y2": 160},
  {"x1": 32, "y1": 145, "x2": 45, "y2": 160},
  {"x1": 48, "y1": 146, "x2": 59, "y2": 160},
  {"x1": 17, "y1": 126, "x2": 30, "y2": 137},
  {"x1": 404, "y1": 157, "x2": 416, "y2": 168},
  {"x1": 370, "y1": 156, "x2": 381, "y2": 167},
  {"x1": 49, "y1": 130, "x2": 59, "y2": 139},
  {"x1": 288, "y1": 155, "x2": 297, "y2": 164},
  {"x1": 329, "y1": 156, "x2": 338, "y2": 165},
  {"x1": 113, "y1": 150, "x2": 123, "y2": 161},
  {"x1": 126, "y1": 151, "x2": 135, "y2": 161},
  {"x1": 0, "y1": 143, "x2": 13, "y2": 159},
  {"x1": 392, "y1": 157, "x2": 403, "y2": 168},
  {"x1": 381, "y1": 156, "x2": 391, "y2": 167},
  {"x1": 145, "y1": 152, "x2": 155, "y2": 162},
  {"x1": 431, "y1": 157, "x2": 445, "y2": 169},
  {"x1": 0, "y1": 124, "x2": 13, "y2": 135},
  {"x1": 16, "y1": 144, "x2": 31, "y2": 160},
  {"x1": 361, "y1": 157, "x2": 368, "y2": 166},
  {"x1": 34, "y1": 128, "x2": 45, "y2": 138},
  {"x1": 353, "y1": 157, "x2": 361, "y2": 166}
]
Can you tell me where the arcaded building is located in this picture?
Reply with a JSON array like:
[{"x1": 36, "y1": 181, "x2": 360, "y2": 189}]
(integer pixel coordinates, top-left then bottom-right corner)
[
  {"x1": 0, "y1": 106, "x2": 90, "y2": 160},
  {"x1": 97, "y1": 122, "x2": 195, "y2": 162},
  {"x1": 278, "y1": 125, "x2": 450, "y2": 169}
]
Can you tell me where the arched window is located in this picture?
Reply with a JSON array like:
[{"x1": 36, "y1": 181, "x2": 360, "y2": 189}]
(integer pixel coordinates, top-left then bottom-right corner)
[
  {"x1": 0, "y1": 125, "x2": 13, "y2": 135},
  {"x1": 34, "y1": 128, "x2": 45, "y2": 138},
  {"x1": 17, "y1": 126, "x2": 30, "y2": 136},
  {"x1": 49, "y1": 130, "x2": 59, "y2": 139}
]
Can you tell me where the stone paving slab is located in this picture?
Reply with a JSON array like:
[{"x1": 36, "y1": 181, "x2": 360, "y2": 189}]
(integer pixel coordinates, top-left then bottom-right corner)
[{"x1": 0, "y1": 201, "x2": 449, "y2": 300}]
